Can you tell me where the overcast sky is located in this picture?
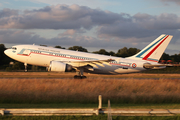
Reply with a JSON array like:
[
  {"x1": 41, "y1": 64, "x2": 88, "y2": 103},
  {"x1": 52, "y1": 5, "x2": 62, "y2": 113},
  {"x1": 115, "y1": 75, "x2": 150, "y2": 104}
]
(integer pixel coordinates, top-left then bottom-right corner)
[{"x1": 0, "y1": 0, "x2": 180, "y2": 54}]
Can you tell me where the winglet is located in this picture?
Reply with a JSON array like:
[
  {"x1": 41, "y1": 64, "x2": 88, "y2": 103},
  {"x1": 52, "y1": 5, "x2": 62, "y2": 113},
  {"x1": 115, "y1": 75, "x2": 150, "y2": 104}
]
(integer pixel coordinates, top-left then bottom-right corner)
[{"x1": 129, "y1": 34, "x2": 173, "y2": 62}]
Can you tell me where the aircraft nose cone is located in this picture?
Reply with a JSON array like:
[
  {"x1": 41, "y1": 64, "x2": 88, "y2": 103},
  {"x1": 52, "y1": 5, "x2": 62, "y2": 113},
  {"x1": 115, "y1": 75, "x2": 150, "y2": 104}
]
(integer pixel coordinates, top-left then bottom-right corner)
[{"x1": 4, "y1": 49, "x2": 9, "y2": 56}]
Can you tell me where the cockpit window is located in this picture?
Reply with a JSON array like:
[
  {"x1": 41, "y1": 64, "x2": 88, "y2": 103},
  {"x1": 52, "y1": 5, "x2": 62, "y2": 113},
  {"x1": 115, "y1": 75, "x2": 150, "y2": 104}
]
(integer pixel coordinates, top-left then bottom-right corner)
[{"x1": 11, "y1": 47, "x2": 17, "y2": 50}]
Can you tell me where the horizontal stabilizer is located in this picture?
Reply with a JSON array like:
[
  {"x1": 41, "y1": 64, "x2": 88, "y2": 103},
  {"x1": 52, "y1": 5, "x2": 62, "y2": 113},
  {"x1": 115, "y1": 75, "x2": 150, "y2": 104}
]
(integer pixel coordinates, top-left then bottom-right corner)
[{"x1": 143, "y1": 63, "x2": 172, "y2": 69}]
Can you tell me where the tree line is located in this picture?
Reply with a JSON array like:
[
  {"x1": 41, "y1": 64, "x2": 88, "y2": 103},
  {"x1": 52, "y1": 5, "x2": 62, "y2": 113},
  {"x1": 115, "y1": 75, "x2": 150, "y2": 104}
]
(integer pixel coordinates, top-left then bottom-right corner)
[
  {"x1": 0, "y1": 44, "x2": 180, "y2": 71},
  {"x1": 58, "y1": 45, "x2": 180, "y2": 63}
]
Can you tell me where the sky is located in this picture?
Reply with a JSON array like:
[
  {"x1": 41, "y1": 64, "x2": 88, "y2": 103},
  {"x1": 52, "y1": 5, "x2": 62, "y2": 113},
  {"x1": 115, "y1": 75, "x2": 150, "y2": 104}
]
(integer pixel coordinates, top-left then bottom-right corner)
[{"x1": 0, "y1": 0, "x2": 180, "y2": 55}]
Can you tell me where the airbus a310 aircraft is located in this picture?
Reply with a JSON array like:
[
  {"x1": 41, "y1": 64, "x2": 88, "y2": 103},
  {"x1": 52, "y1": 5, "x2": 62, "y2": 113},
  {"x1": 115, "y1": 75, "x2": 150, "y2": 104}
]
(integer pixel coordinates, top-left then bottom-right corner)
[{"x1": 4, "y1": 34, "x2": 173, "y2": 78}]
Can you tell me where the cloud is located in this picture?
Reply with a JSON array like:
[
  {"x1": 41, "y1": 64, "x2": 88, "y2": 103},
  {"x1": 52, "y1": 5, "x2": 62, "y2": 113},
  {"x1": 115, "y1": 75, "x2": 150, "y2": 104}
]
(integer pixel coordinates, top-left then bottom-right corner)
[
  {"x1": 0, "y1": 29, "x2": 179, "y2": 56},
  {"x1": 26, "y1": 0, "x2": 121, "y2": 9},
  {"x1": 0, "y1": 8, "x2": 19, "y2": 18},
  {"x1": 1, "y1": 4, "x2": 180, "y2": 54},
  {"x1": 97, "y1": 13, "x2": 180, "y2": 42},
  {"x1": 60, "y1": 29, "x2": 86, "y2": 36},
  {"x1": 1, "y1": 5, "x2": 180, "y2": 39},
  {"x1": 0, "y1": 30, "x2": 43, "y2": 44},
  {"x1": 0, "y1": 29, "x2": 140, "y2": 51},
  {"x1": 0, "y1": 4, "x2": 127, "y2": 30},
  {"x1": 160, "y1": 0, "x2": 180, "y2": 5}
]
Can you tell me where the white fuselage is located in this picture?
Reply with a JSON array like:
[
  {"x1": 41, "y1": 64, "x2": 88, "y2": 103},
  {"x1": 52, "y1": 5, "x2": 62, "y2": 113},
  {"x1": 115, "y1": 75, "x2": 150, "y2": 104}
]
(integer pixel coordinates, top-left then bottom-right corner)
[{"x1": 4, "y1": 44, "x2": 155, "y2": 74}]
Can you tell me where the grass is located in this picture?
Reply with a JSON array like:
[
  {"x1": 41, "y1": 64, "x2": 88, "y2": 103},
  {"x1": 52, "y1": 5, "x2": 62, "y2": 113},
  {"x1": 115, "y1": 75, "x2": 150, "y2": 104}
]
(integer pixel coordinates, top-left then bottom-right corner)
[
  {"x1": 1, "y1": 103, "x2": 180, "y2": 109},
  {"x1": 1, "y1": 75, "x2": 180, "y2": 104},
  {"x1": 1, "y1": 72, "x2": 180, "y2": 119}
]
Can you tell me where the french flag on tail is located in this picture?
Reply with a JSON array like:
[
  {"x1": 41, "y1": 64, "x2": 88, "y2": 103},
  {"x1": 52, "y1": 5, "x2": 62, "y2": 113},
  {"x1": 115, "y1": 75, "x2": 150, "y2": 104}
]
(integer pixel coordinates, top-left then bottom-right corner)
[{"x1": 130, "y1": 34, "x2": 173, "y2": 62}]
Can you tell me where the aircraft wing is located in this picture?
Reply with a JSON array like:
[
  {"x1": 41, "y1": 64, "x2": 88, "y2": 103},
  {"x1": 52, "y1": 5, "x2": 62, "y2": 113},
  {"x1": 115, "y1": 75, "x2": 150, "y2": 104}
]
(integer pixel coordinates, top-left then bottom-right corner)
[{"x1": 65, "y1": 59, "x2": 115, "y2": 68}]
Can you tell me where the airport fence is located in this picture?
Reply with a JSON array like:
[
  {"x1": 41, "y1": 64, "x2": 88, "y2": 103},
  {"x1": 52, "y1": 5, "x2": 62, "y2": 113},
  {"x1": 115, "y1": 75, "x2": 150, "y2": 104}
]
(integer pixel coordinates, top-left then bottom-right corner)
[{"x1": 1, "y1": 96, "x2": 180, "y2": 116}]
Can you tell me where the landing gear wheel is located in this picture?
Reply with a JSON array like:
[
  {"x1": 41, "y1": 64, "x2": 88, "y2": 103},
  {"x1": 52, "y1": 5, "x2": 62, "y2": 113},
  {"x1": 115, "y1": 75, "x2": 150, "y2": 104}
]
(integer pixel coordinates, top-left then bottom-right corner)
[
  {"x1": 74, "y1": 75, "x2": 87, "y2": 79},
  {"x1": 81, "y1": 76, "x2": 87, "y2": 79},
  {"x1": 74, "y1": 68, "x2": 86, "y2": 79}
]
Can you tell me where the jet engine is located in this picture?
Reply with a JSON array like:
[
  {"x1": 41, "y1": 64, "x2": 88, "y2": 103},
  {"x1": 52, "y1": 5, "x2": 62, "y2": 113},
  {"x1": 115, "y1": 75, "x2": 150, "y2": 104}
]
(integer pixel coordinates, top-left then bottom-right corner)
[{"x1": 48, "y1": 61, "x2": 72, "y2": 72}]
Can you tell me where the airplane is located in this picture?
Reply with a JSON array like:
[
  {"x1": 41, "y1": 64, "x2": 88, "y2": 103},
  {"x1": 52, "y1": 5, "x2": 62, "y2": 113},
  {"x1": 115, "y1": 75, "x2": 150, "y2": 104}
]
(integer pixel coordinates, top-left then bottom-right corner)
[{"x1": 4, "y1": 34, "x2": 173, "y2": 79}]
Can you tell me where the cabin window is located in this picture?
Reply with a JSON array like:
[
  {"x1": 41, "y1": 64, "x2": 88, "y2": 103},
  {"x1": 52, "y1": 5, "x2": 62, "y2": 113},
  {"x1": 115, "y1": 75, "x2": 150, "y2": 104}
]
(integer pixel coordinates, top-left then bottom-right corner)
[{"x1": 11, "y1": 47, "x2": 17, "y2": 50}]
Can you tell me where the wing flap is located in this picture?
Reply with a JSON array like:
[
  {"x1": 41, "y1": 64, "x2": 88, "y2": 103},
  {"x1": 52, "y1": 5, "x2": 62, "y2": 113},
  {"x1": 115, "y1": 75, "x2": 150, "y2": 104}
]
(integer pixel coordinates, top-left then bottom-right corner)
[{"x1": 66, "y1": 59, "x2": 115, "y2": 68}]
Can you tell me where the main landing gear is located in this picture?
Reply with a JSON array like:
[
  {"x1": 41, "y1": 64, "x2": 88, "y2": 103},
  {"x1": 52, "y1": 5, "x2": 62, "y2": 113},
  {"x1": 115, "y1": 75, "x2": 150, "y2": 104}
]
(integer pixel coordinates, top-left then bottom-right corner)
[
  {"x1": 74, "y1": 68, "x2": 87, "y2": 79},
  {"x1": 74, "y1": 75, "x2": 87, "y2": 79},
  {"x1": 24, "y1": 63, "x2": 27, "y2": 72}
]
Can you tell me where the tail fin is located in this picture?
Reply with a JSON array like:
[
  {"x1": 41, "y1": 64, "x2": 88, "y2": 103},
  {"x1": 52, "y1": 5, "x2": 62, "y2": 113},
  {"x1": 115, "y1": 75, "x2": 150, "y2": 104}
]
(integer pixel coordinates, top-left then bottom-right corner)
[{"x1": 129, "y1": 34, "x2": 173, "y2": 62}]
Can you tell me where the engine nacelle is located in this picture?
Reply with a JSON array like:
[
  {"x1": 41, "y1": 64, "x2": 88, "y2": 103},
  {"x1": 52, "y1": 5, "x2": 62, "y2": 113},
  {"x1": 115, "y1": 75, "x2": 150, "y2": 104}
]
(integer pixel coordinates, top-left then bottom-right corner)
[{"x1": 48, "y1": 61, "x2": 72, "y2": 72}]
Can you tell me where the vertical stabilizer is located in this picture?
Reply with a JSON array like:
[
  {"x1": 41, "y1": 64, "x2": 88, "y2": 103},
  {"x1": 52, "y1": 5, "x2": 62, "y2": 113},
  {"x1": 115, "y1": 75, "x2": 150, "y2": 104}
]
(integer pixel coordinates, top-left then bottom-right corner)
[{"x1": 130, "y1": 34, "x2": 173, "y2": 62}]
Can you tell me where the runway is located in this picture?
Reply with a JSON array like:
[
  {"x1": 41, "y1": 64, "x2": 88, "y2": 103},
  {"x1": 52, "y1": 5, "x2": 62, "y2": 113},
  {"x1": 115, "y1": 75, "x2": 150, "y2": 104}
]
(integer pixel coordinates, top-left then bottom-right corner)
[
  {"x1": 1, "y1": 72, "x2": 180, "y2": 79},
  {"x1": 1, "y1": 77, "x2": 180, "y2": 80}
]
